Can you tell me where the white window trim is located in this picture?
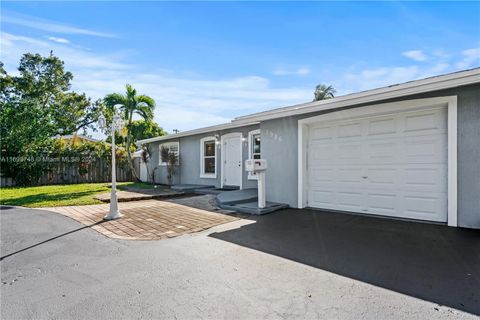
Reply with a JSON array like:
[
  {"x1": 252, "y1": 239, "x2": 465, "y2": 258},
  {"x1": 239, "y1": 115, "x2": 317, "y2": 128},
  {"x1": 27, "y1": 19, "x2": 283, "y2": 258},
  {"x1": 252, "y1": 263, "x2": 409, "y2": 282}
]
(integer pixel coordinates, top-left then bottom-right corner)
[
  {"x1": 298, "y1": 96, "x2": 458, "y2": 227},
  {"x1": 200, "y1": 136, "x2": 217, "y2": 179},
  {"x1": 247, "y1": 129, "x2": 261, "y2": 180},
  {"x1": 159, "y1": 141, "x2": 179, "y2": 166}
]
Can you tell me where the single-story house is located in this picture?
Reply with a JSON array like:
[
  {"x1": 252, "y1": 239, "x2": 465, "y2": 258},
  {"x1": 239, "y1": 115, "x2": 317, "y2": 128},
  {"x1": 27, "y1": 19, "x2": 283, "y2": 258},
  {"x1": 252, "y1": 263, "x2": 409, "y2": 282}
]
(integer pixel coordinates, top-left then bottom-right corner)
[{"x1": 138, "y1": 68, "x2": 480, "y2": 229}]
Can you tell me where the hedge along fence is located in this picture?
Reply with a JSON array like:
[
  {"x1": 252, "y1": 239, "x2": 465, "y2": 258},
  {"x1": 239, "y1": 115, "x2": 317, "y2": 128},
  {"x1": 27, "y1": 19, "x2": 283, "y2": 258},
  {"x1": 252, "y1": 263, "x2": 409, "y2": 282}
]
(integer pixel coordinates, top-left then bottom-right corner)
[
  {"x1": 1, "y1": 155, "x2": 133, "y2": 187},
  {"x1": 41, "y1": 156, "x2": 132, "y2": 185},
  {"x1": 1, "y1": 141, "x2": 135, "y2": 187}
]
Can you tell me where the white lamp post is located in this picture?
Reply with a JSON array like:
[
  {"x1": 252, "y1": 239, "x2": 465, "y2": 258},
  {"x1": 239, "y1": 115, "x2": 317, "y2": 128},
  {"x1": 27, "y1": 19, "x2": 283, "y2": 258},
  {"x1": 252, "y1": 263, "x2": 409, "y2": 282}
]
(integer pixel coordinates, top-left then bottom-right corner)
[{"x1": 98, "y1": 104, "x2": 124, "y2": 220}]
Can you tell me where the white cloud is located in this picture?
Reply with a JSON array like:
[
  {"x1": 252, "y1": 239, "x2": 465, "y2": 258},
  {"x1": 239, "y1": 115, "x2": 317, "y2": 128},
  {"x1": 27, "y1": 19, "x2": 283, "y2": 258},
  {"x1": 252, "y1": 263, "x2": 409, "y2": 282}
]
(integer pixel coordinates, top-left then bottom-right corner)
[
  {"x1": 344, "y1": 66, "x2": 420, "y2": 91},
  {"x1": 2, "y1": 11, "x2": 115, "y2": 38},
  {"x1": 296, "y1": 67, "x2": 311, "y2": 76},
  {"x1": 1, "y1": 31, "x2": 312, "y2": 133},
  {"x1": 431, "y1": 62, "x2": 450, "y2": 73},
  {"x1": 455, "y1": 48, "x2": 480, "y2": 69},
  {"x1": 47, "y1": 36, "x2": 70, "y2": 44},
  {"x1": 1, "y1": 32, "x2": 130, "y2": 72},
  {"x1": 273, "y1": 66, "x2": 311, "y2": 76},
  {"x1": 402, "y1": 50, "x2": 427, "y2": 62},
  {"x1": 3, "y1": 31, "x2": 478, "y2": 135},
  {"x1": 339, "y1": 47, "x2": 479, "y2": 93}
]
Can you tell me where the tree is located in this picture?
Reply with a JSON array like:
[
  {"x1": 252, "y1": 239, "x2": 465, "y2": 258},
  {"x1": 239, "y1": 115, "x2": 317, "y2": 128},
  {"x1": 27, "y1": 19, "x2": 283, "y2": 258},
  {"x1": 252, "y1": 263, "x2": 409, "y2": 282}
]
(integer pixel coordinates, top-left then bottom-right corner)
[
  {"x1": 131, "y1": 119, "x2": 166, "y2": 142},
  {"x1": 107, "y1": 119, "x2": 166, "y2": 147},
  {"x1": 313, "y1": 84, "x2": 336, "y2": 101},
  {"x1": 0, "y1": 54, "x2": 104, "y2": 185},
  {"x1": 104, "y1": 85, "x2": 156, "y2": 180}
]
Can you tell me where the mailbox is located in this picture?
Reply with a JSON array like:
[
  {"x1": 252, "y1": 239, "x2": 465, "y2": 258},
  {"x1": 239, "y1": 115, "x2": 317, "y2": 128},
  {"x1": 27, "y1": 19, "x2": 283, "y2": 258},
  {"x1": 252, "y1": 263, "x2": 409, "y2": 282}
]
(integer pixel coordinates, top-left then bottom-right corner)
[
  {"x1": 245, "y1": 159, "x2": 267, "y2": 172},
  {"x1": 245, "y1": 159, "x2": 267, "y2": 209}
]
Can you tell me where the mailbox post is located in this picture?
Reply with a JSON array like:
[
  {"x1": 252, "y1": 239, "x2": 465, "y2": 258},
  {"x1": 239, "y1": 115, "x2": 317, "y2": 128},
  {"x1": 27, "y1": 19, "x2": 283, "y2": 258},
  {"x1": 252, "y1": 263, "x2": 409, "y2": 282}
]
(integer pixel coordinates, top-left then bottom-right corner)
[{"x1": 245, "y1": 159, "x2": 267, "y2": 208}]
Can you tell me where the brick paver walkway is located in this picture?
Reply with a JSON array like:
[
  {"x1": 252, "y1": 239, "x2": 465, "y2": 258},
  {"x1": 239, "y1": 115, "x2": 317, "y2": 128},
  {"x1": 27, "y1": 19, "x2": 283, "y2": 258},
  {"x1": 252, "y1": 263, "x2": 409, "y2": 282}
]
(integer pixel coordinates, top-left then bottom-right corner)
[{"x1": 42, "y1": 197, "x2": 239, "y2": 240}]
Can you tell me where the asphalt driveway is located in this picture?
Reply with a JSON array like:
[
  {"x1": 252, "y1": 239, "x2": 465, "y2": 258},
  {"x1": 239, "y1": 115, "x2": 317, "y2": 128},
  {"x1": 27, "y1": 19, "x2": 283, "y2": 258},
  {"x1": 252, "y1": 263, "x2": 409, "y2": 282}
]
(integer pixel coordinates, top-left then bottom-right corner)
[
  {"x1": 211, "y1": 208, "x2": 480, "y2": 315},
  {"x1": 1, "y1": 206, "x2": 479, "y2": 319}
]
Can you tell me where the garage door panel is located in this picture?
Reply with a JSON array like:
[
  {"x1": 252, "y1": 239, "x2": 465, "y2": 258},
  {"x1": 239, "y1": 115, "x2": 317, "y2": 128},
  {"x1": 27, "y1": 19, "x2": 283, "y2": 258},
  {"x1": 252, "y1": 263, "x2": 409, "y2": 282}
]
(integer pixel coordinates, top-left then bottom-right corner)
[
  {"x1": 338, "y1": 122, "x2": 362, "y2": 138},
  {"x1": 338, "y1": 144, "x2": 363, "y2": 160},
  {"x1": 306, "y1": 106, "x2": 447, "y2": 223},
  {"x1": 366, "y1": 168, "x2": 397, "y2": 186},
  {"x1": 310, "y1": 146, "x2": 333, "y2": 164},
  {"x1": 403, "y1": 111, "x2": 445, "y2": 132},
  {"x1": 337, "y1": 192, "x2": 363, "y2": 211},
  {"x1": 310, "y1": 126, "x2": 334, "y2": 141},
  {"x1": 404, "y1": 167, "x2": 447, "y2": 192},
  {"x1": 405, "y1": 137, "x2": 445, "y2": 159},
  {"x1": 367, "y1": 142, "x2": 397, "y2": 161},
  {"x1": 310, "y1": 168, "x2": 333, "y2": 183},
  {"x1": 403, "y1": 194, "x2": 447, "y2": 220},
  {"x1": 337, "y1": 168, "x2": 363, "y2": 184},
  {"x1": 365, "y1": 192, "x2": 398, "y2": 214},
  {"x1": 368, "y1": 117, "x2": 397, "y2": 136},
  {"x1": 308, "y1": 189, "x2": 335, "y2": 208}
]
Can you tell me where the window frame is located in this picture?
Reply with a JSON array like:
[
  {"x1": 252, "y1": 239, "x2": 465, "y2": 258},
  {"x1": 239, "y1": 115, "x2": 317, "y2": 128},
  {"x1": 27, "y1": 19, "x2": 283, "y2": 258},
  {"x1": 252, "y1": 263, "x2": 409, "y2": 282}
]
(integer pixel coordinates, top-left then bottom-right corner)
[
  {"x1": 200, "y1": 136, "x2": 217, "y2": 179},
  {"x1": 248, "y1": 129, "x2": 261, "y2": 180},
  {"x1": 159, "y1": 141, "x2": 180, "y2": 166}
]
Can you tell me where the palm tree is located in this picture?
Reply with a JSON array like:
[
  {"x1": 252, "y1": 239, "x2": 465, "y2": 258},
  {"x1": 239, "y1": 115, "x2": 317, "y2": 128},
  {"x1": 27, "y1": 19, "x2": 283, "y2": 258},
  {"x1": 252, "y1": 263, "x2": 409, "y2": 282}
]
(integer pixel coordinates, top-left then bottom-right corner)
[
  {"x1": 104, "y1": 84, "x2": 155, "y2": 180},
  {"x1": 313, "y1": 84, "x2": 336, "y2": 101}
]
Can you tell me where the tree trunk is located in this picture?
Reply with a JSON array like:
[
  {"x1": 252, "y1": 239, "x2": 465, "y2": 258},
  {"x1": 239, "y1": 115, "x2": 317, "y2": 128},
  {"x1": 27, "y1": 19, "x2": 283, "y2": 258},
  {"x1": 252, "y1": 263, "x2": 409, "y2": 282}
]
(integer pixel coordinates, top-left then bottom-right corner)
[{"x1": 126, "y1": 110, "x2": 139, "y2": 181}]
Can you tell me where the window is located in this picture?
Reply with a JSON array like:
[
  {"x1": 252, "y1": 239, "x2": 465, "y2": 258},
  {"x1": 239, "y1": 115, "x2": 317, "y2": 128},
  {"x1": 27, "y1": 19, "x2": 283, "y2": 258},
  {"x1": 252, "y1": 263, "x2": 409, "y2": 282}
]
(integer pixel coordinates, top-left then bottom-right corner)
[
  {"x1": 159, "y1": 142, "x2": 179, "y2": 165},
  {"x1": 248, "y1": 130, "x2": 261, "y2": 180},
  {"x1": 200, "y1": 137, "x2": 217, "y2": 178}
]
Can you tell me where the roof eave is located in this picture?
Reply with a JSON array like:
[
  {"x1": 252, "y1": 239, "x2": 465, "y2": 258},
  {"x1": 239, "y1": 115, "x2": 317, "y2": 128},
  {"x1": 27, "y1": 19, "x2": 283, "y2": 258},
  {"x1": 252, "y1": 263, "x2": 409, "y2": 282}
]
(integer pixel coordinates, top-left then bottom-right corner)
[
  {"x1": 233, "y1": 68, "x2": 480, "y2": 124},
  {"x1": 137, "y1": 121, "x2": 260, "y2": 144},
  {"x1": 139, "y1": 68, "x2": 480, "y2": 144}
]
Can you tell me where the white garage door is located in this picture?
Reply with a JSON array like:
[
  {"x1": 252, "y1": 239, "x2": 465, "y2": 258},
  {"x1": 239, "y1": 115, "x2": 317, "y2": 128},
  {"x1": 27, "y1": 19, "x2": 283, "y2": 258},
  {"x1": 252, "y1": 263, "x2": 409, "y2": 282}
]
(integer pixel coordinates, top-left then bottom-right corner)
[{"x1": 307, "y1": 106, "x2": 448, "y2": 222}]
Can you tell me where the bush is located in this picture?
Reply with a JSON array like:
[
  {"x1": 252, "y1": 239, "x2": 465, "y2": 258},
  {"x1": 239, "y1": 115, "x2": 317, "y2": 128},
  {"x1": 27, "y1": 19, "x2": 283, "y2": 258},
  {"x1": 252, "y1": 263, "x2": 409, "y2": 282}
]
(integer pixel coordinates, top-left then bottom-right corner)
[{"x1": 1, "y1": 139, "x2": 131, "y2": 186}]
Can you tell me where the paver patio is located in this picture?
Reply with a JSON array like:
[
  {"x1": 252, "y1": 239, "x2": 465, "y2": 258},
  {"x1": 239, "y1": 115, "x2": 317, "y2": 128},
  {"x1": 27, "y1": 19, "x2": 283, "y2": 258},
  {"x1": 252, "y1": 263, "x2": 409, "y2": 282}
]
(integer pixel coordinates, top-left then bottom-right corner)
[{"x1": 42, "y1": 195, "x2": 239, "y2": 240}]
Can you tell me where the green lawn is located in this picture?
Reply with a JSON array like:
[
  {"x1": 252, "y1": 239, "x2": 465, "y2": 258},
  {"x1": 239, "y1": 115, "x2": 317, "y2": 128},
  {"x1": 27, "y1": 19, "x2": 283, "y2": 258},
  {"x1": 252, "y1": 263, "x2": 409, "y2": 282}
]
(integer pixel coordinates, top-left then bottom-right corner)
[{"x1": 0, "y1": 182, "x2": 156, "y2": 208}]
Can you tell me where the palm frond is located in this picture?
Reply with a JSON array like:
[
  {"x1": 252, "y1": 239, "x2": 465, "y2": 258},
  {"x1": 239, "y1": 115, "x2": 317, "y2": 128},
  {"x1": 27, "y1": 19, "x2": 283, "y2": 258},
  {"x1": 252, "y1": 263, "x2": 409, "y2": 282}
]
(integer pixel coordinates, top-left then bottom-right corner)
[
  {"x1": 136, "y1": 95, "x2": 155, "y2": 109},
  {"x1": 104, "y1": 93, "x2": 127, "y2": 109},
  {"x1": 313, "y1": 84, "x2": 336, "y2": 101},
  {"x1": 134, "y1": 103, "x2": 154, "y2": 120}
]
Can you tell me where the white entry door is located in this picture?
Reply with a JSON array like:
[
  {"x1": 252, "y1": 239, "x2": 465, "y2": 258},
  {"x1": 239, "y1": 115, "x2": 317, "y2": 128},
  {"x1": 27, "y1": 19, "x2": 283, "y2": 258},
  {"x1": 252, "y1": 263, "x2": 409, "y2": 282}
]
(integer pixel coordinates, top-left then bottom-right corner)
[
  {"x1": 306, "y1": 106, "x2": 448, "y2": 222},
  {"x1": 222, "y1": 133, "x2": 243, "y2": 188}
]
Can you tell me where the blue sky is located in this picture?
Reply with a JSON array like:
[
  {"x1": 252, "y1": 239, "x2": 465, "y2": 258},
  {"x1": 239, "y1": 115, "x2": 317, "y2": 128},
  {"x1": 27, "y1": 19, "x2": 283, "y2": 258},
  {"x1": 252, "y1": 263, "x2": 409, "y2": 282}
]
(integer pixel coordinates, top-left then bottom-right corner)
[{"x1": 1, "y1": 1, "x2": 479, "y2": 133}]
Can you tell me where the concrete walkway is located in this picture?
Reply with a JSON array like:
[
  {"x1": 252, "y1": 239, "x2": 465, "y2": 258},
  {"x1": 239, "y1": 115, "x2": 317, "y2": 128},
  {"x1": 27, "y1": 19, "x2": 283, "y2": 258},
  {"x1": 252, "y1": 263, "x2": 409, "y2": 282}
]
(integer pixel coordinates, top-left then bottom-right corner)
[{"x1": 42, "y1": 196, "x2": 239, "y2": 240}]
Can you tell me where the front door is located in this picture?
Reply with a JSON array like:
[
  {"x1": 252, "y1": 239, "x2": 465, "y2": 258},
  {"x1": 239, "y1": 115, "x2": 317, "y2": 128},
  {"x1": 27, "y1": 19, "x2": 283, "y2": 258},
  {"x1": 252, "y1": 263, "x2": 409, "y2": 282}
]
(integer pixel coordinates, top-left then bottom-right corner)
[{"x1": 222, "y1": 133, "x2": 242, "y2": 188}]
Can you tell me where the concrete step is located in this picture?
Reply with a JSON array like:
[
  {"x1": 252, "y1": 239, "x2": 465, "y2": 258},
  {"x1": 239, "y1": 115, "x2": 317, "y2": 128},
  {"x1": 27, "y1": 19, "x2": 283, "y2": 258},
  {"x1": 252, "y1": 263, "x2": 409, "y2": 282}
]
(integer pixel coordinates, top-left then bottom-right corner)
[
  {"x1": 215, "y1": 188, "x2": 288, "y2": 215},
  {"x1": 171, "y1": 184, "x2": 215, "y2": 192},
  {"x1": 216, "y1": 188, "x2": 258, "y2": 205},
  {"x1": 220, "y1": 201, "x2": 289, "y2": 215},
  {"x1": 194, "y1": 188, "x2": 224, "y2": 195},
  {"x1": 221, "y1": 185, "x2": 240, "y2": 190}
]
